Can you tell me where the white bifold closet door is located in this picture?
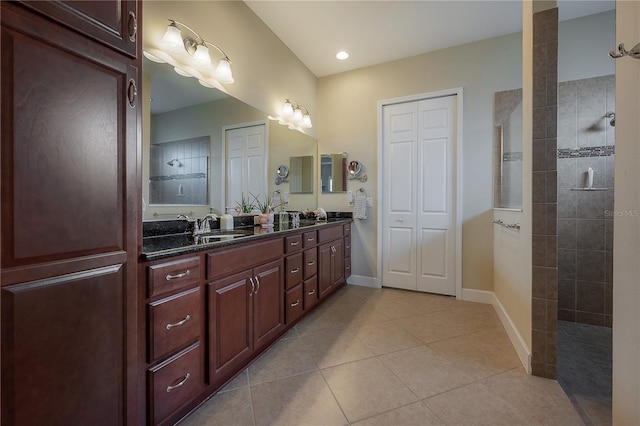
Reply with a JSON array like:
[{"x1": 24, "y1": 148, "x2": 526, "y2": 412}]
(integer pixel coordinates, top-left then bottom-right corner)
[
  {"x1": 382, "y1": 96, "x2": 457, "y2": 296},
  {"x1": 225, "y1": 124, "x2": 267, "y2": 209}
]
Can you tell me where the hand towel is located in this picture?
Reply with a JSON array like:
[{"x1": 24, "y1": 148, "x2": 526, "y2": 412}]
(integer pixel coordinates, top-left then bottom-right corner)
[{"x1": 354, "y1": 195, "x2": 367, "y2": 220}]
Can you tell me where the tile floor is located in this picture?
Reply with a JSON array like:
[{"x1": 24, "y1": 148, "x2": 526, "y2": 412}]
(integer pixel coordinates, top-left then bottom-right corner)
[
  {"x1": 180, "y1": 285, "x2": 584, "y2": 426},
  {"x1": 557, "y1": 320, "x2": 612, "y2": 426}
]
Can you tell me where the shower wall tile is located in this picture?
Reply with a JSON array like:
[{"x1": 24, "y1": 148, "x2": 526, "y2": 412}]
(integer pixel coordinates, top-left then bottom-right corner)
[
  {"x1": 576, "y1": 281, "x2": 605, "y2": 313},
  {"x1": 558, "y1": 278, "x2": 576, "y2": 310},
  {"x1": 576, "y1": 311, "x2": 605, "y2": 327},
  {"x1": 576, "y1": 250, "x2": 605, "y2": 282},
  {"x1": 576, "y1": 220, "x2": 605, "y2": 251},
  {"x1": 557, "y1": 158, "x2": 576, "y2": 188},
  {"x1": 558, "y1": 189, "x2": 576, "y2": 218},
  {"x1": 531, "y1": 7, "x2": 558, "y2": 379},
  {"x1": 558, "y1": 219, "x2": 576, "y2": 249},
  {"x1": 558, "y1": 249, "x2": 576, "y2": 280},
  {"x1": 576, "y1": 191, "x2": 606, "y2": 219}
]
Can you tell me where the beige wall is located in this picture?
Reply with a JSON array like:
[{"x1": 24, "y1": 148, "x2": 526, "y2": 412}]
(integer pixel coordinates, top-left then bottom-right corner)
[
  {"x1": 612, "y1": 1, "x2": 640, "y2": 423},
  {"x1": 317, "y1": 32, "x2": 524, "y2": 290}
]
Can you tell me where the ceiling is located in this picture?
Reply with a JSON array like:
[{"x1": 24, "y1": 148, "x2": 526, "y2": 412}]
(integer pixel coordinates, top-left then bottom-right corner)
[{"x1": 244, "y1": 0, "x2": 615, "y2": 78}]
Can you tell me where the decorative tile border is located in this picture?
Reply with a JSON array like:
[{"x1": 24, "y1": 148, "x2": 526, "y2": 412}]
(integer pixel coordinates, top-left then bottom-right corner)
[
  {"x1": 503, "y1": 152, "x2": 523, "y2": 161},
  {"x1": 557, "y1": 145, "x2": 615, "y2": 159},
  {"x1": 150, "y1": 173, "x2": 207, "y2": 181}
]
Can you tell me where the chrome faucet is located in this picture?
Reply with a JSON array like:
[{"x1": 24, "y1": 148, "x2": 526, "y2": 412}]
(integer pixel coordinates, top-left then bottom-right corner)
[{"x1": 198, "y1": 213, "x2": 218, "y2": 234}]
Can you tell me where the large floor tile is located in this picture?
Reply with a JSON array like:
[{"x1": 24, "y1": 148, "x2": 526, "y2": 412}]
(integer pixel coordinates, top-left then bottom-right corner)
[
  {"x1": 351, "y1": 401, "x2": 444, "y2": 426},
  {"x1": 321, "y1": 357, "x2": 418, "y2": 423},
  {"x1": 349, "y1": 321, "x2": 422, "y2": 355},
  {"x1": 301, "y1": 329, "x2": 375, "y2": 368},
  {"x1": 250, "y1": 371, "x2": 348, "y2": 426},
  {"x1": 179, "y1": 387, "x2": 255, "y2": 426},
  {"x1": 379, "y1": 345, "x2": 476, "y2": 399},
  {"x1": 219, "y1": 369, "x2": 249, "y2": 393},
  {"x1": 248, "y1": 337, "x2": 317, "y2": 384},
  {"x1": 482, "y1": 368, "x2": 583, "y2": 425},
  {"x1": 424, "y1": 381, "x2": 533, "y2": 425}
]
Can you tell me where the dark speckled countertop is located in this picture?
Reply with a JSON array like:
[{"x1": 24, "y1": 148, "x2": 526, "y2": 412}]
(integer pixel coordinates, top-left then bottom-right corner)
[{"x1": 142, "y1": 218, "x2": 352, "y2": 262}]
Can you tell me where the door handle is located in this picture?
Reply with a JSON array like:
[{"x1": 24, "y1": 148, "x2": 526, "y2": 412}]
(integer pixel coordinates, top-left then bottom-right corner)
[
  {"x1": 254, "y1": 276, "x2": 261, "y2": 294},
  {"x1": 249, "y1": 277, "x2": 255, "y2": 296}
]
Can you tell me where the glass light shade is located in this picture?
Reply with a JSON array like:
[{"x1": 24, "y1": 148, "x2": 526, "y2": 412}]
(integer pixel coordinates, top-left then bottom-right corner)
[
  {"x1": 302, "y1": 114, "x2": 312, "y2": 128},
  {"x1": 162, "y1": 24, "x2": 183, "y2": 48},
  {"x1": 193, "y1": 45, "x2": 212, "y2": 66},
  {"x1": 142, "y1": 50, "x2": 166, "y2": 63},
  {"x1": 215, "y1": 59, "x2": 234, "y2": 84},
  {"x1": 198, "y1": 79, "x2": 215, "y2": 88},
  {"x1": 293, "y1": 108, "x2": 303, "y2": 122},
  {"x1": 282, "y1": 100, "x2": 294, "y2": 117}
]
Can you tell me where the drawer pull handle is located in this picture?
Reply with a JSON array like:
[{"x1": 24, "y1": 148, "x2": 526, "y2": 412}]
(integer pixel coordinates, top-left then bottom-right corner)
[
  {"x1": 346, "y1": 245, "x2": 351, "y2": 250},
  {"x1": 307, "y1": 238, "x2": 315, "y2": 242},
  {"x1": 290, "y1": 268, "x2": 300, "y2": 274},
  {"x1": 346, "y1": 265, "x2": 351, "y2": 270},
  {"x1": 290, "y1": 299, "x2": 300, "y2": 307},
  {"x1": 166, "y1": 270, "x2": 190, "y2": 281},
  {"x1": 290, "y1": 241, "x2": 300, "y2": 246},
  {"x1": 166, "y1": 314, "x2": 191, "y2": 330},
  {"x1": 307, "y1": 261, "x2": 315, "y2": 266},
  {"x1": 166, "y1": 372, "x2": 190, "y2": 393},
  {"x1": 308, "y1": 289, "x2": 316, "y2": 295},
  {"x1": 249, "y1": 277, "x2": 255, "y2": 296},
  {"x1": 254, "y1": 276, "x2": 261, "y2": 294}
]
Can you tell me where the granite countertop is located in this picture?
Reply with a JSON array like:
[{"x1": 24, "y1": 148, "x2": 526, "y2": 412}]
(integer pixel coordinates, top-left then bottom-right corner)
[{"x1": 142, "y1": 218, "x2": 352, "y2": 262}]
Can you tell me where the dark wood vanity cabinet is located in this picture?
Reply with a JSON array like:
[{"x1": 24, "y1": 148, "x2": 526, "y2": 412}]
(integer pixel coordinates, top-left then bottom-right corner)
[
  {"x1": 207, "y1": 240, "x2": 284, "y2": 387},
  {"x1": 318, "y1": 225, "x2": 346, "y2": 300},
  {"x1": 1, "y1": 1, "x2": 141, "y2": 425}
]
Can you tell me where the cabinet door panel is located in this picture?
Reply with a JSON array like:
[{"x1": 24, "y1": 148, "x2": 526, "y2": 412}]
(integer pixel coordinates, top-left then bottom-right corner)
[
  {"x1": 253, "y1": 260, "x2": 284, "y2": 349},
  {"x1": 208, "y1": 271, "x2": 253, "y2": 383},
  {"x1": 1, "y1": 266, "x2": 125, "y2": 426},
  {"x1": 1, "y1": 10, "x2": 138, "y2": 283},
  {"x1": 318, "y1": 243, "x2": 333, "y2": 299},
  {"x1": 17, "y1": 0, "x2": 138, "y2": 57},
  {"x1": 332, "y1": 239, "x2": 345, "y2": 287}
]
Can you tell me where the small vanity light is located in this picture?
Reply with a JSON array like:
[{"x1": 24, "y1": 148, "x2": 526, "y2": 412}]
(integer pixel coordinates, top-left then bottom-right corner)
[
  {"x1": 273, "y1": 99, "x2": 313, "y2": 132},
  {"x1": 214, "y1": 57, "x2": 234, "y2": 84},
  {"x1": 193, "y1": 44, "x2": 212, "y2": 66},
  {"x1": 336, "y1": 50, "x2": 350, "y2": 60}
]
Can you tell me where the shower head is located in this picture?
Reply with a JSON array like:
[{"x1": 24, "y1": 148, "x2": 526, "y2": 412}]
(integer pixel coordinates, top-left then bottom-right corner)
[
  {"x1": 604, "y1": 111, "x2": 615, "y2": 127},
  {"x1": 166, "y1": 158, "x2": 182, "y2": 166}
]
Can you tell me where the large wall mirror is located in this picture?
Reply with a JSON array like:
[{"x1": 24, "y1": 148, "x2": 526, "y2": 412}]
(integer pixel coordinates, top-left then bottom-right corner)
[
  {"x1": 493, "y1": 88, "x2": 523, "y2": 210},
  {"x1": 142, "y1": 57, "x2": 318, "y2": 220}
]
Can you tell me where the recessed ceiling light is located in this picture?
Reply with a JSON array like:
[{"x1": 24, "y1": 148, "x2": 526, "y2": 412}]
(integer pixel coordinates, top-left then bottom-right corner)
[{"x1": 336, "y1": 51, "x2": 349, "y2": 60}]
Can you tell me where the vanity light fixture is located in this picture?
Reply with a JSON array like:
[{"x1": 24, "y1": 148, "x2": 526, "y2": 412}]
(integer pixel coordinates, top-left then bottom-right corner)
[
  {"x1": 143, "y1": 19, "x2": 234, "y2": 87},
  {"x1": 268, "y1": 99, "x2": 313, "y2": 132}
]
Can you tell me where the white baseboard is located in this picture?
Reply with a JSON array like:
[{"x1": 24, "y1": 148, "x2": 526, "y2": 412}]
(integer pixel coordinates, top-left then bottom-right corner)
[
  {"x1": 462, "y1": 288, "x2": 531, "y2": 374},
  {"x1": 347, "y1": 275, "x2": 381, "y2": 288},
  {"x1": 461, "y1": 288, "x2": 494, "y2": 304}
]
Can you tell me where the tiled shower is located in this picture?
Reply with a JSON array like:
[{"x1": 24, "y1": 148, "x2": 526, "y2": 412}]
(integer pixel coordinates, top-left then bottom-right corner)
[{"x1": 557, "y1": 75, "x2": 615, "y2": 327}]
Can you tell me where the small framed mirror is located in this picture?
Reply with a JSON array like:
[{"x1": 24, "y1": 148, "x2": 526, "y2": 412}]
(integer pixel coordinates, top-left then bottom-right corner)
[
  {"x1": 347, "y1": 160, "x2": 362, "y2": 178},
  {"x1": 321, "y1": 153, "x2": 347, "y2": 193}
]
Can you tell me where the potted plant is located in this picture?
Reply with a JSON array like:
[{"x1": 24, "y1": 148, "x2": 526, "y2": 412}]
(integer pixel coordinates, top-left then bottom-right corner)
[
  {"x1": 234, "y1": 193, "x2": 256, "y2": 216},
  {"x1": 251, "y1": 193, "x2": 280, "y2": 228}
]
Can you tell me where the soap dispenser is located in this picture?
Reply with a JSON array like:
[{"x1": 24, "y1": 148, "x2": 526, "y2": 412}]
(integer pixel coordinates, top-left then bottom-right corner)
[{"x1": 221, "y1": 209, "x2": 234, "y2": 230}]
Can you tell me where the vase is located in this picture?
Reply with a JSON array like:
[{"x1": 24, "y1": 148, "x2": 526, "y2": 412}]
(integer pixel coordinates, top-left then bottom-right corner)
[{"x1": 258, "y1": 212, "x2": 274, "y2": 228}]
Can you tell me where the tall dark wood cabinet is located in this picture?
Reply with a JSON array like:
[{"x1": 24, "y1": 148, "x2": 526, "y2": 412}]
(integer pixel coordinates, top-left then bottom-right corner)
[{"x1": 1, "y1": 1, "x2": 141, "y2": 425}]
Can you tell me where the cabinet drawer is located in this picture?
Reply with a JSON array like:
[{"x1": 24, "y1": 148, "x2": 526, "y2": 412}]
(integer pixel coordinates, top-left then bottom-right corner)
[
  {"x1": 285, "y1": 234, "x2": 303, "y2": 253},
  {"x1": 303, "y1": 231, "x2": 317, "y2": 248},
  {"x1": 344, "y1": 236, "x2": 352, "y2": 257},
  {"x1": 148, "y1": 342, "x2": 202, "y2": 425},
  {"x1": 207, "y1": 238, "x2": 283, "y2": 279},
  {"x1": 304, "y1": 276, "x2": 319, "y2": 311},
  {"x1": 304, "y1": 248, "x2": 317, "y2": 280},
  {"x1": 318, "y1": 225, "x2": 343, "y2": 243},
  {"x1": 345, "y1": 256, "x2": 352, "y2": 279},
  {"x1": 344, "y1": 223, "x2": 351, "y2": 236},
  {"x1": 148, "y1": 256, "x2": 201, "y2": 298},
  {"x1": 285, "y1": 253, "x2": 303, "y2": 290},
  {"x1": 285, "y1": 284, "x2": 304, "y2": 324},
  {"x1": 148, "y1": 287, "x2": 201, "y2": 362}
]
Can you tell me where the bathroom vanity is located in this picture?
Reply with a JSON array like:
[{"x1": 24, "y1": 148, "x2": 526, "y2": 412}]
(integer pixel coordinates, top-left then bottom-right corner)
[{"x1": 140, "y1": 219, "x2": 351, "y2": 425}]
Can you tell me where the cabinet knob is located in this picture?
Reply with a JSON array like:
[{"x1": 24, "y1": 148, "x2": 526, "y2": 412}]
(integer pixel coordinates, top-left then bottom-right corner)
[
  {"x1": 128, "y1": 11, "x2": 138, "y2": 43},
  {"x1": 290, "y1": 299, "x2": 300, "y2": 307},
  {"x1": 166, "y1": 373, "x2": 190, "y2": 393},
  {"x1": 165, "y1": 270, "x2": 190, "y2": 281},
  {"x1": 166, "y1": 314, "x2": 191, "y2": 330}
]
